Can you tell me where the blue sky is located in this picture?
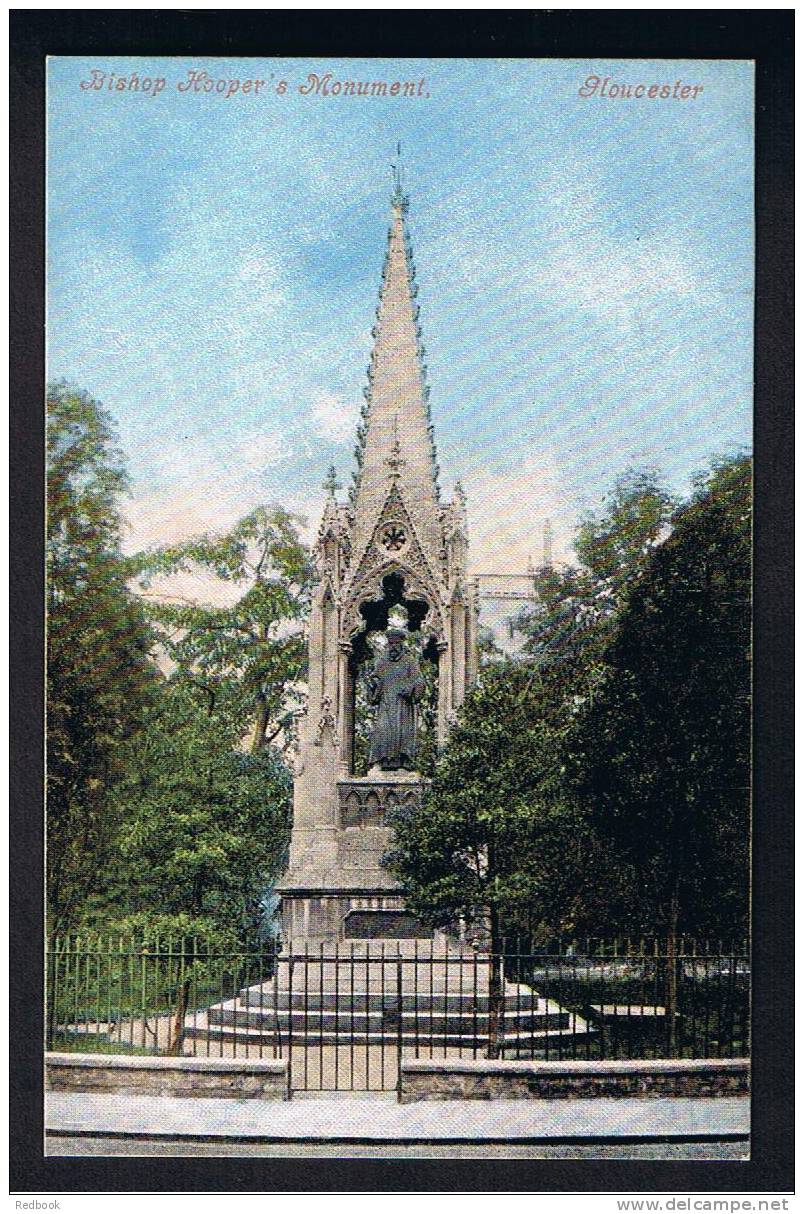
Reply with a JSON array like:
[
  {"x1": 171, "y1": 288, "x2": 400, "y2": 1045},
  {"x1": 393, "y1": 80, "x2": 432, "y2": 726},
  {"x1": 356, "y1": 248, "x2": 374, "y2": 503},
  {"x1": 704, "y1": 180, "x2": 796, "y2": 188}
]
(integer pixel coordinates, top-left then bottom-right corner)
[{"x1": 47, "y1": 56, "x2": 754, "y2": 575}]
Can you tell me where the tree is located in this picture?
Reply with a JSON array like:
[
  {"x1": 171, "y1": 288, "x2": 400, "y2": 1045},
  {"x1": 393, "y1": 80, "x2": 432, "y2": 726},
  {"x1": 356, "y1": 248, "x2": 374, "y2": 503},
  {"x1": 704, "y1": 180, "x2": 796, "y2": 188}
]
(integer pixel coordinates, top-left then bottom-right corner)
[
  {"x1": 385, "y1": 468, "x2": 705, "y2": 998},
  {"x1": 99, "y1": 674, "x2": 292, "y2": 1052},
  {"x1": 575, "y1": 468, "x2": 678, "y2": 604},
  {"x1": 388, "y1": 470, "x2": 678, "y2": 942},
  {"x1": 47, "y1": 382, "x2": 158, "y2": 934},
  {"x1": 568, "y1": 456, "x2": 751, "y2": 1039},
  {"x1": 477, "y1": 623, "x2": 505, "y2": 665},
  {"x1": 103, "y1": 675, "x2": 292, "y2": 945},
  {"x1": 134, "y1": 507, "x2": 314, "y2": 754},
  {"x1": 518, "y1": 469, "x2": 677, "y2": 681},
  {"x1": 384, "y1": 660, "x2": 602, "y2": 1054}
]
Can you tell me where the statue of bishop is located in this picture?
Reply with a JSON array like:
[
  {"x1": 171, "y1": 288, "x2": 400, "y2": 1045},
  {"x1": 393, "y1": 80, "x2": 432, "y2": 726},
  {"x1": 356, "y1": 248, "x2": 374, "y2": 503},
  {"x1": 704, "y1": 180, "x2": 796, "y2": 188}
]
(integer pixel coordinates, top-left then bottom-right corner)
[{"x1": 367, "y1": 628, "x2": 425, "y2": 772}]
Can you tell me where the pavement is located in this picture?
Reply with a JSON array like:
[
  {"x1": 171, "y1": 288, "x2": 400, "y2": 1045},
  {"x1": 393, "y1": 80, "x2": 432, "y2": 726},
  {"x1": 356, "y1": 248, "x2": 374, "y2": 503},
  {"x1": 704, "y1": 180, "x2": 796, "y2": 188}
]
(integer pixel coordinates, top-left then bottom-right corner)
[
  {"x1": 46, "y1": 1092, "x2": 750, "y2": 1146},
  {"x1": 45, "y1": 1136, "x2": 750, "y2": 1159}
]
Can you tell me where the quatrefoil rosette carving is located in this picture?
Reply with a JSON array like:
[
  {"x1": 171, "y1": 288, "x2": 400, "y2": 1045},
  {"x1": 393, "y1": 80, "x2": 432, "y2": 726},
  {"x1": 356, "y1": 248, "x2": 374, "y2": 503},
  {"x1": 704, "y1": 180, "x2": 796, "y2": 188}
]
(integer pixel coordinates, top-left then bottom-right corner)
[{"x1": 380, "y1": 523, "x2": 408, "y2": 553}]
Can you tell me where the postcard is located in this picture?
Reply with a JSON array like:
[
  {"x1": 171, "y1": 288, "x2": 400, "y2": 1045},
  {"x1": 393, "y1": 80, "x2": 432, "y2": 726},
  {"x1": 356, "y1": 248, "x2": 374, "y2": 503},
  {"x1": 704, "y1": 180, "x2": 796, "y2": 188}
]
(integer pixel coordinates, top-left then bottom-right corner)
[{"x1": 43, "y1": 54, "x2": 754, "y2": 1164}]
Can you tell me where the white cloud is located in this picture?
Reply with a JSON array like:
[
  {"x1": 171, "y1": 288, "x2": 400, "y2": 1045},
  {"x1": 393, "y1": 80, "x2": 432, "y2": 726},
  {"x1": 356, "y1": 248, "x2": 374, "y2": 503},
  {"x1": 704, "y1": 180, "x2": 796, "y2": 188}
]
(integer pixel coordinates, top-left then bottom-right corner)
[
  {"x1": 123, "y1": 473, "x2": 246, "y2": 552},
  {"x1": 237, "y1": 429, "x2": 287, "y2": 472},
  {"x1": 137, "y1": 569, "x2": 243, "y2": 611},
  {"x1": 124, "y1": 479, "x2": 325, "y2": 611},
  {"x1": 436, "y1": 158, "x2": 715, "y2": 335},
  {"x1": 122, "y1": 423, "x2": 324, "y2": 551},
  {"x1": 310, "y1": 390, "x2": 357, "y2": 444},
  {"x1": 526, "y1": 230, "x2": 712, "y2": 331},
  {"x1": 464, "y1": 443, "x2": 576, "y2": 575}
]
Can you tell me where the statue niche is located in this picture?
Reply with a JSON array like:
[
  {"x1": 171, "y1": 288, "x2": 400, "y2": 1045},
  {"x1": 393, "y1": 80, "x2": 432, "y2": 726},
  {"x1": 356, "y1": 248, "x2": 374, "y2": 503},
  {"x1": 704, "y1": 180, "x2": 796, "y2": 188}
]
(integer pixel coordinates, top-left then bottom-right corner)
[
  {"x1": 349, "y1": 572, "x2": 438, "y2": 778},
  {"x1": 367, "y1": 628, "x2": 425, "y2": 772}
]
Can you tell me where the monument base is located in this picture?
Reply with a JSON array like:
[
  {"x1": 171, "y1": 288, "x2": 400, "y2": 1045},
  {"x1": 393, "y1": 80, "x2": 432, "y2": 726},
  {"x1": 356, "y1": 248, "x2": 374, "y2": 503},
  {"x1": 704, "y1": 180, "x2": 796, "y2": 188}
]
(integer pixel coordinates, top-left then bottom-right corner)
[
  {"x1": 366, "y1": 765, "x2": 420, "y2": 782},
  {"x1": 277, "y1": 775, "x2": 428, "y2": 945},
  {"x1": 277, "y1": 888, "x2": 434, "y2": 946}
]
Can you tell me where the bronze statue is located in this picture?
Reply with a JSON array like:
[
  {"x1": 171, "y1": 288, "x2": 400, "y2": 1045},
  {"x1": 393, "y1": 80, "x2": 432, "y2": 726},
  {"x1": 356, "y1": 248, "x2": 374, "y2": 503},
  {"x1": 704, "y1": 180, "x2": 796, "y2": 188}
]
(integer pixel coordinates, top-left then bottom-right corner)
[{"x1": 367, "y1": 628, "x2": 424, "y2": 771}]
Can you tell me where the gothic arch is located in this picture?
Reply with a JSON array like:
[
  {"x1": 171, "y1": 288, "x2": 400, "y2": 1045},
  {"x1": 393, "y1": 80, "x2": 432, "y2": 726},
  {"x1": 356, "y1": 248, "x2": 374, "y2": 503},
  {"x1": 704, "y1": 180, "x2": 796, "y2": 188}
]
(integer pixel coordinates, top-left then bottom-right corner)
[{"x1": 342, "y1": 561, "x2": 445, "y2": 643}]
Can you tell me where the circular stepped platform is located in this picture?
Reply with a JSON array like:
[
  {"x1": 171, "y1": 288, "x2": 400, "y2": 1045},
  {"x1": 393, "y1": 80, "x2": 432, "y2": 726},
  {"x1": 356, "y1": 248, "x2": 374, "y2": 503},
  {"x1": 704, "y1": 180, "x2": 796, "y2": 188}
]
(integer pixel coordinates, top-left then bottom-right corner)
[{"x1": 183, "y1": 940, "x2": 595, "y2": 1052}]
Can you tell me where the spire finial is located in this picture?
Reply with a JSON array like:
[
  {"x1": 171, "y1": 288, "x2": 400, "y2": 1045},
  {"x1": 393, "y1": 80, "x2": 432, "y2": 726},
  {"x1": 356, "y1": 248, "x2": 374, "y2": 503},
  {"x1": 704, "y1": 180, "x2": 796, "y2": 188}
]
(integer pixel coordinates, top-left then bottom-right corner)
[
  {"x1": 543, "y1": 518, "x2": 553, "y2": 569},
  {"x1": 390, "y1": 141, "x2": 408, "y2": 211},
  {"x1": 323, "y1": 464, "x2": 341, "y2": 497}
]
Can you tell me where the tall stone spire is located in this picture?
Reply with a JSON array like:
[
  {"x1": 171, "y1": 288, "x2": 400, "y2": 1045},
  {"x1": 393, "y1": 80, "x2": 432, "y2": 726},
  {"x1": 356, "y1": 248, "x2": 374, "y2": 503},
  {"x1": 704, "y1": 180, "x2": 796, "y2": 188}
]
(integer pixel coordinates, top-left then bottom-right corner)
[
  {"x1": 349, "y1": 154, "x2": 441, "y2": 570},
  {"x1": 276, "y1": 162, "x2": 478, "y2": 946}
]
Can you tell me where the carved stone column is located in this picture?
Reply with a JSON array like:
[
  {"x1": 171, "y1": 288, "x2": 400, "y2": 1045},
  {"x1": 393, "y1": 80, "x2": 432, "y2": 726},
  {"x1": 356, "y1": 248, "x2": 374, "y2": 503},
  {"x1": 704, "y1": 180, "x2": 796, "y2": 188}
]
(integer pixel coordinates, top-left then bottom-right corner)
[
  {"x1": 436, "y1": 639, "x2": 450, "y2": 748},
  {"x1": 467, "y1": 577, "x2": 479, "y2": 687},
  {"x1": 451, "y1": 599, "x2": 467, "y2": 708},
  {"x1": 337, "y1": 642, "x2": 354, "y2": 775}
]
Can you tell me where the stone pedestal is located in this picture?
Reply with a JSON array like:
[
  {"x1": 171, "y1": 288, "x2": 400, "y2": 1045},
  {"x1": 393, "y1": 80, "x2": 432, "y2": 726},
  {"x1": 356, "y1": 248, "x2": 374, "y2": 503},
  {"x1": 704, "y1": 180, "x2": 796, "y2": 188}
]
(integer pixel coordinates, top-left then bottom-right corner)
[
  {"x1": 275, "y1": 776, "x2": 428, "y2": 946},
  {"x1": 275, "y1": 186, "x2": 479, "y2": 952}
]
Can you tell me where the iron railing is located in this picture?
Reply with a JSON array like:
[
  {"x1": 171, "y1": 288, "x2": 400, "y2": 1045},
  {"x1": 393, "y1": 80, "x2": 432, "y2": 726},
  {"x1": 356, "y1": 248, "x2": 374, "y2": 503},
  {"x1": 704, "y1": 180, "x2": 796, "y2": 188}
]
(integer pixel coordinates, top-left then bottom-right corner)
[
  {"x1": 46, "y1": 936, "x2": 280, "y2": 1060},
  {"x1": 46, "y1": 935, "x2": 749, "y2": 1094}
]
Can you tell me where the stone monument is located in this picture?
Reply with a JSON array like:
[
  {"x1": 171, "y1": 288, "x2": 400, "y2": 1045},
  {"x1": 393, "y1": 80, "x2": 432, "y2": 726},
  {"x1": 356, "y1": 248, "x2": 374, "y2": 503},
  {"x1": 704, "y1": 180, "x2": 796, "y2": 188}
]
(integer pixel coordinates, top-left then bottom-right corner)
[
  {"x1": 275, "y1": 164, "x2": 478, "y2": 945},
  {"x1": 192, "y1": 164, "x2": 593, "y2": 1065}
]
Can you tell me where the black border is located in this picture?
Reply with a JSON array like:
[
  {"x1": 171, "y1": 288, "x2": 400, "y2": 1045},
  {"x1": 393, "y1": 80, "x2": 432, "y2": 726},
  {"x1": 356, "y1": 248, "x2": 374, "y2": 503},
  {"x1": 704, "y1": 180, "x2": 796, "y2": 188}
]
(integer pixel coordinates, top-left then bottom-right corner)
[{"x1": 10, "y1": 8, "x2": 794, "y2": 1195}]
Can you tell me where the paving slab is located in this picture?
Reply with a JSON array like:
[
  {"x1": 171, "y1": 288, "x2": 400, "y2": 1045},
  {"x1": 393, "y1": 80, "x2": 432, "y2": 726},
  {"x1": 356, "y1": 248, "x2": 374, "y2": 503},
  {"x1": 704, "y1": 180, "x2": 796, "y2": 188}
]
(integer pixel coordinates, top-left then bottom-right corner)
[{"x1": 46, "y1": 1093, "x2": 750, "y2": 1143}]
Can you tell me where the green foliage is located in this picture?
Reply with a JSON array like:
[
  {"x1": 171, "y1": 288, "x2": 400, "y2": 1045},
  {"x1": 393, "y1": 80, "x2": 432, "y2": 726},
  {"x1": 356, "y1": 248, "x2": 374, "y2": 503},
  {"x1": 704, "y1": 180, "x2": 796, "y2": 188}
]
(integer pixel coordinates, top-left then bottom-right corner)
[
  {"x1": 47, "y1": 921, "x2": 275, "y2": 1054},
  {"x1": 47, "y1": 382, "x2": 159, "y2": 934},
  {"x1": 47, "y1": 381, "x2": 127, "y2": 566},
  {"x1": 388, "y1": 459, "x2": 749, "y2": 948},
  {"x1": 134, "y1": 506, "x2": 314, "y2": 753},
  {"x1": 568, "y1": 455, "x2": 751, "y2": 938},
  {"x1": 519, "y1": 563, "x2": 605, "y2": 675},
  {"x1": 575, "y1": 468, "x2": 678, "y2": 597},
  {"x1": 519, "y1": 469, "x2": 677, "y2": 678},
  {"x1": 101, "y1": 677, "x2": 292, "y2": 947},
  {"x1": 47, "y1": 382, "x2": 306, "y2": 943},
  {"x1": 477, "y1": 624, "x2": 504, "y2": 665},
  {"x1": 384, "y1": 661, "x2": 599, "y2": 944}
]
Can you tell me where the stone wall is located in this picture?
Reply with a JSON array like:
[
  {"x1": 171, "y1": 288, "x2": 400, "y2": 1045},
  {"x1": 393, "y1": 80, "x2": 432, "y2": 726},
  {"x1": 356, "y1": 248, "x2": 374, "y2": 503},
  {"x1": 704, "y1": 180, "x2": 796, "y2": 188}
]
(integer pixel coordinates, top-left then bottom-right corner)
[
  {"x1": 400, "y1": 1058, "x2": 749, "y2": 1102},
  {"x1": 46, "y1": 1053, "x2": 287, "y2": 1099}
]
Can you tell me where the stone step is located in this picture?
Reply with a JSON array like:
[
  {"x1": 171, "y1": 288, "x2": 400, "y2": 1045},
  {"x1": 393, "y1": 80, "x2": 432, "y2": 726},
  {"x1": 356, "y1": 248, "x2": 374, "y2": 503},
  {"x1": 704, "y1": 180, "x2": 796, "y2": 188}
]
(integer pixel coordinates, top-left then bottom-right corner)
[
  {"x1": 184, "y1": 1021, "x2": 593, "y2": 1050},
  {"x1": 261, "y1": 946, "x2": 507, "y2": 995},
  {"x1": 197, "y1": 945, "x2": 595, "y2": 1054},
  {"x1": 238, "y1": 987, "x2": 553, "y2": 1013},
  {"x1": 208, "y1": 1004, "x2": 571, "y2": 1034},
  {"x1": 277, "y1": 940, "x2": 474, "y2": 958}
]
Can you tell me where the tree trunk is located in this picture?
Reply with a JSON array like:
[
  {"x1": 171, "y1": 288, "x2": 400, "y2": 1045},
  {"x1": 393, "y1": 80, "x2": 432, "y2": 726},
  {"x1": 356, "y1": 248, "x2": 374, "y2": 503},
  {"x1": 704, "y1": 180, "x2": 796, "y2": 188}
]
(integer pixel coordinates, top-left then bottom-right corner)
[
  {"x1": 167, "y1": 976, "x2": 191, "y2": 1056},
  {"x1": 251, "y1": 693, "x2": 270, "y2": 754},
  {"x1": 665, "y1": 883, "x2": 680, "y2": 1058},
  {"x1": 486, "y1": 904, "x2": 505, "y2": 1060}
]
